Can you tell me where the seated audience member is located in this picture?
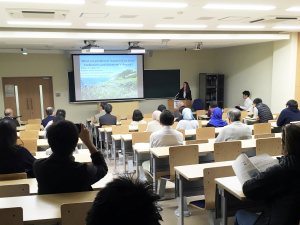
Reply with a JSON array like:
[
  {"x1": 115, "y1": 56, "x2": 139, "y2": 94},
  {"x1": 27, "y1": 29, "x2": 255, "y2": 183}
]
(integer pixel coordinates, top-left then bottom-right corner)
[
  {"x1": 0, "y1": 120, "x2": 35, "y2": 177},
  {"x1": 93, "y1": 102, "x2": 106, "y2": 124},
  {"x1": 146, "y1": 110, "x2": 162, "y2": 132},
  {"x1": 2, "y1": 108, "x2": 20, "y2": 127},
  {"x1": 157, "y1": 104, "x2": 167, "y2": 112},
  {"x1": 236, "y1": 90, "x2": 253, "y2": 112},
  {"x1": 34, "y1": 120, "x2": 108, "y2": 194},
  {"x1": 252, "y1": 98, "x2": 273, "y2": 123},
  {"x1": 86, "y1": 176, "x2": 162, "y2": 225},
  {"x1": 235, "y1": 123, "x2": 300, "y2": 225},
  {"x1": 150, "y1": 110, "x2": 184, "y2": 147},
  {"x1": 215, "y1": 109, "x2": 252, "y2": 143},
  {"x1": 176, "y1": 108, "x2": 198, "y2": 130},
  {"x1": 44, "y1": 109, "x2": 66, "y2": 137},
  {"x1": 99, "y1": 103, "x2": 117, "y2": 127},
  {"x1": 277, "y1": 99, "x2": 300, "y2": 127},
  {"x1": 207, "y1": 105, "x2": 227, "y2": 127},
  {"x1": 42, "y1": 106, "x2": 55, "y2": 128},
  {"x1": 130, "y1": 109, "x2": 147, "y2": 125},
  {"x1": 174, "y1": 105, "x2": 186, "y2": 122}
]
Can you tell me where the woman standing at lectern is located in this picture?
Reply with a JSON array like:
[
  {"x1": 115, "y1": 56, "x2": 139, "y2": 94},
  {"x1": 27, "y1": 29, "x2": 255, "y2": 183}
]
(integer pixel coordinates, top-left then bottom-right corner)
[{"x1": 177, "y1": 82, "x2": 192, "y2": 100}]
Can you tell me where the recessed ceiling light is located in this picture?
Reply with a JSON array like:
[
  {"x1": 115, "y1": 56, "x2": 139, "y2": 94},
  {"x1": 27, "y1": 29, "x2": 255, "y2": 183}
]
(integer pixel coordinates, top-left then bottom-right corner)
[
  {"x1": 0, "y1": 0, "x2": 84, "y2": 4},
  {"x1": 86, "y1": 23, "x2": 144, "y2": 28},
  {"x1": 217, "y1": 25, "x2": 265, "y2": 29},
  {"x1": 273, "y1": 25, "x2": 300, "y2": 30},
  {"x1": 286, "y1": 6, "x2": 300, "y2": 12},
  {"x1": 155, "y1": 24, "x2": 207, "y2": 29},
  {"x1": 106, "y1": 0, "x2": 187, "y2": 8},
  {"x1": 7, "y1": 21, "x2": 72, "y2": 26},
  {"x1": 203, "y1": 3, "x2": 275, "y2": 11}
]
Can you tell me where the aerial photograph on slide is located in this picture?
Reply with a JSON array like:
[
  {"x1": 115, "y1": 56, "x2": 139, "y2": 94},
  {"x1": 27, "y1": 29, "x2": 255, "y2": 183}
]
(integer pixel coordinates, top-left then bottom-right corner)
[{"x1": 79, "y1": 55, "x2": 138, "y2": 100}]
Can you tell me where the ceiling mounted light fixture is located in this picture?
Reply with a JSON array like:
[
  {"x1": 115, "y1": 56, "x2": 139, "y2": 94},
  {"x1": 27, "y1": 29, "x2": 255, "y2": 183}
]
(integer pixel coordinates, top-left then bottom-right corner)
[
  {"x1": 128, "y1": 41, "x2": 145, "y2": 53},
  {"x1": 203, "y1": 3, "x2": 275, "y2": 11},
  {"x1": 106, "y1": 0, "x2": 187, "y2": 8},
  {"x1": 0, "y1": 0, "x2": 85, "y2": 4},
  {"x1": 81, "y1": 40, "x2": 104, "y2": 53},
  {"x1": 21, "y1": 48, "x2": 28, "y2": 55}
]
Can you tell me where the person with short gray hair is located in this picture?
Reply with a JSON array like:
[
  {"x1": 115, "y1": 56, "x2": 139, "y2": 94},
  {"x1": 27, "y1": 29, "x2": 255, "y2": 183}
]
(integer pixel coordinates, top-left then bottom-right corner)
[
  {"x1": 215, "y1": 109, "x2": 252, "y2": 143},
  {"x1": 42, "y1": 107, "x2": 55, "y2": 127}
]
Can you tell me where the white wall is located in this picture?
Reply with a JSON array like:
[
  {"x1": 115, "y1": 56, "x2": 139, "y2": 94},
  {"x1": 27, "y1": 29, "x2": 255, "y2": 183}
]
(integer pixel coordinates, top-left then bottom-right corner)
[
  {"x1": 215, "y1": 42, "x2": 274, "y2": 109},
  {"x1": 271, "y1": 33, "x2": 298, "y2": 113}
]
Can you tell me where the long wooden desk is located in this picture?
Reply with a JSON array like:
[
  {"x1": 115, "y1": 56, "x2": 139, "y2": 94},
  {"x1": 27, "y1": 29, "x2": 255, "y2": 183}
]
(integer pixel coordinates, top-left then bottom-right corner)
[
  {"x1": 0, "y1": 191, "x2": 98, "y2": 224},
  {"x1": 0, "y1": 173, "x2": 114, "y2": 195},
  {"x1": 37, "y1": 138, "x2": 83, "y2": 148},
  {"x1": 35, "y1": 149, "x2": 91, "y2": 162}
]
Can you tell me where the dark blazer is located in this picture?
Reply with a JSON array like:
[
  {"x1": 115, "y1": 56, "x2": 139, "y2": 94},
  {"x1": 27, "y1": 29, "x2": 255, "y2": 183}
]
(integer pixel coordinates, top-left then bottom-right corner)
[
  {"x1": 99, "y1": 113, "x2": 117, "y2": 127},
  {"x1": 33, "y1": 151, "x2": 108, "y2": 194},
  {"x1": 243, "y1": 155, "x2": 300, "y2": 225},
  {"x1": 0, "y1": 146, "x2": 35, "y2": 178},
  {"x1": 177, "y1": 88, "x2": 192, "y2": 100},
  {"x1": 42, "y1": 115, "x2": 55, "y2": 127},
  {"x1": 2, "y1": 116, "x2": 20, "y2": 127},
  {"x1": 277, "y1": 108, "x2": 300, "y2": 127}
]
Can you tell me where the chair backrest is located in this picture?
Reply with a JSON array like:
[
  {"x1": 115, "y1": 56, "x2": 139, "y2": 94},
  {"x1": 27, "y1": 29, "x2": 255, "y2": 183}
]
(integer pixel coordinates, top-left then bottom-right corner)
[
  {"x1": 0, "y1": 184, "x2": 30, "y2": 197},
  {"x1": 0, "y1": 207, "x2": 23, "y2": 225},
  {"x1": 19, "y1": 139, "x2": 37, "y2": 155},
  {"x1": 61, "y1": 202, "x2": 93, "y2": 225},
  {"x1": 223, "y1": 108, "x2": 230, "y2": 114},
  {"x1": 25, "y1": 124, "x2": 40, "y2": 131},
  {"x1": 185, "y1": 139, "x2": 208, "y2": 145},
  {"x1": 196, "y1": 110, "x2": 206, "y2": 119},
  {"x1": 214, "y1": 141, "x2": 242, "y2": 162},
  {"x1": 131, "y1": 132, "x2": 151, "y2": 145},
  {"x1": 0, "y1": 172, "x2": 27, "y2": 181},
  {"x1": 196, "y1": 127, "x2": 215, "y2": 140},
  {"x1": 256, "y1": 137, "x2": 282, "y2": 156},
  {"x1": 240, "y1": 111, "x2": 248, "y2": 120},
  {"x1": 177, "y1": 129, "x2": 185, "y2": 140},
  {"x1": 171, "y1": 122, "x2": 178, "y2": 129},
  {"x1": 112, "y1": 125, "x2": 129, "y2": 134},
  {"x1": 27, "y1": 118, "x2": 41, "y2": 124},
  {"x1": 120, "y1": 119, "x2": 132, "y2": 125},
  {"x1": 253, "y1": 123, "x2": 271, "y2": 135},
  {"x1": 19, "y1": 130, "x2": 39, "y2": 139},
  {"x1": 203, "y1": 166, "x2": 235, "y2": 210},
  {"x1": 138, "y1": 124, "x2": 147, "y2": 132},
  {"x1": 254, "y1": 133, "x2": 275, "y2": 139},
  {"x1": 169, "y1": 145, "x2": 199, "y2": 180},
  {"x1": 143, "y1": 113, "x2": 152, "y2": 118}
]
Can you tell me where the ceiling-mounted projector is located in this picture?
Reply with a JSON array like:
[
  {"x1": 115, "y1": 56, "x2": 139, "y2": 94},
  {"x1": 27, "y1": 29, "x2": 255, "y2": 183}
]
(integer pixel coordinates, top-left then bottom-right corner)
[{"x1": 81, "y1": 40, "x2": 104, "y2": 53}]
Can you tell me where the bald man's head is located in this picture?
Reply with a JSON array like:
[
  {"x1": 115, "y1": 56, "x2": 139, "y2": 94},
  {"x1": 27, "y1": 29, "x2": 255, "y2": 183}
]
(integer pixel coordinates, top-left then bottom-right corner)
[{"x1": 4, "y1": 108, "x2": 14, "y2": 117}]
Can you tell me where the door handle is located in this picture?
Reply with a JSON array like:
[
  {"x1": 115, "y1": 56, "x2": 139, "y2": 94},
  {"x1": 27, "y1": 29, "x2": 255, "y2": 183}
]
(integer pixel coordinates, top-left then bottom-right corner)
[
  {"x1": 26, "y1": 98, "x2": 29, "y2": 110},
  {"x1": 30, "y1": 98, "x2": 33, "y2": 110}
]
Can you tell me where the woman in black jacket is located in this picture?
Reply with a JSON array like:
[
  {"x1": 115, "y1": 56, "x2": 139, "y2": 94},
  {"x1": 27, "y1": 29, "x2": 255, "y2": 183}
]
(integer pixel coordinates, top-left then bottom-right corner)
[
  {"x1": 235, "y1": 123, "x2": 300, "y2": 225},
  {"x1": 177, "y1": 82, "x2": 192, "y2": 100}
]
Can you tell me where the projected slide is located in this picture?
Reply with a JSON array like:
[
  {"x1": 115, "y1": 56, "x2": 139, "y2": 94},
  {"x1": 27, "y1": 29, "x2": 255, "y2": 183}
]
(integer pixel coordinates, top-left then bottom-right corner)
[{"x1": 73, "y1": 54, "x2": 144, "y2": 101}]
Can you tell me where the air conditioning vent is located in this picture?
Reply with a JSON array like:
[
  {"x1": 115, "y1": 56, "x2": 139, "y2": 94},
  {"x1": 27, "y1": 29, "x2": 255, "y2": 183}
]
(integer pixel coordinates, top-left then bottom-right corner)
[
  {"x1": 7, "y1": 9, "x2": 68, "y2": 19},
  {"x1": 250, "y1": 16, "x2": 299, "y2": 24}
]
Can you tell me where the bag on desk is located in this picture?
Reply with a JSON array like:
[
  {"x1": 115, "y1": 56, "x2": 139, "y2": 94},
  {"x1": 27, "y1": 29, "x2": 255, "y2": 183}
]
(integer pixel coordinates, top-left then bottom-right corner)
[{"x1": 232, "y1": 153, "x2": 279, "y2": 185}]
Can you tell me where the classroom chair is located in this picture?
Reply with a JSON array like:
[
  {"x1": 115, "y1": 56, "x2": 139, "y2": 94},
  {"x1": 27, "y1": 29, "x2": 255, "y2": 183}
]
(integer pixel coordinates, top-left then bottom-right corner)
[
  {"x1": 214, "y1": 141, "x2": 242, "y2": 162},
  {"x1": 254, "y1": 133, "x2": 275, "y2": 139},
  {"x1": 185, "y1": 139, "x2": 208, "y2": 145},
  {"x1": 196, "y1": 127, "x2": 215, "y2": 140},
  {"x1": 0, "y1": 207, "x2": 23, "y2": 225},
  {"x1": 196, "y1": 110, "x2": 206, "y2": 120},
  {"x1": 171, "y1": 122, "x2": 178, "y2": 129},
  {"x1": 138, "y1": 124, "x2": 147, "y2": 132},
  {"x1": 190, "y1": 166, "x2": 235, "y2": 225},
  {"x1": 61, "y1": 202, "x2": 93, "y2": 225},
  {"x1": 253, "y1": 123, "x2": 271, "y2": 135},
  {"x1": 157, "y1": 145, "x2": 198, "y2": 198},
  {"x1": 25, "y1": 123, "x2": 41, "y2": 131},
  {"x1": 240, "y1": 111, "x2": 249, "y2": 120},
  {"x1": 256, "y1": 137, "x2": 282, "y2": 156},
  {"x1": 0, "y1": 184, "x2": 30, "y2": 197},
  {"x1": 18, "y1": 138, "x2": 38, "y2": 156},
  {"x1": 0, "y1": 172, "x2": 27, "y2": 181},
  {"x1": 19, "y1": 130, "x2": 39, "y2": 139},
  {"x1": 27, "y1": 118, "x2": 42, "y2": 124},
  {"x1": 143, "y1": 113, "x2": 152, "y2": 118}
]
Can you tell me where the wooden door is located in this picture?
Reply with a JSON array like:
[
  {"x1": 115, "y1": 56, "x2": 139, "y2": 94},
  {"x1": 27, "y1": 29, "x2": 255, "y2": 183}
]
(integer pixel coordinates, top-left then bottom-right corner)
[{"x1": 2, "y1": 77, "x2": 54, "y2": 121}]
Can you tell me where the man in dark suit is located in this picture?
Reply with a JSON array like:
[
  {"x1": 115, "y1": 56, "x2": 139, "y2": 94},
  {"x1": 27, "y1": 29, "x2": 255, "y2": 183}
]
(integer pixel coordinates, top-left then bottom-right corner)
[
  {"x1": 99, "y1": 104, "x2": 117, "y2": 127},
  {"x1": 42, "y1": 106, "x2": 55, "y2": 128}
]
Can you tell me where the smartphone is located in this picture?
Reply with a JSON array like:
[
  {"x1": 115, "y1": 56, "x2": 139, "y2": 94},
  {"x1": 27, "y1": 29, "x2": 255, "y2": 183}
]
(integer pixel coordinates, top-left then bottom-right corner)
[{"x1": 75, "y1": 123, "x2": 82, "y2": 133}]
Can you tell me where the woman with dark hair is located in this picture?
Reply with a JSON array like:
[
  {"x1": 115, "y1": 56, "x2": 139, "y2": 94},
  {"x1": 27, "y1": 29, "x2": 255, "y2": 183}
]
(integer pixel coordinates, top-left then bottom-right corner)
[
  {"x1": 130, "y1": 109, "x2": 147, "y2": 125},
  {"x1": 177, "y1": 82, "x2": 192, "y2": 100},
  {"x1": 0, "y1": 120, "x2": 35, "y2": 177},
  {"x1": 235, "y1": 124, "x2": 300, "y2": 225}
]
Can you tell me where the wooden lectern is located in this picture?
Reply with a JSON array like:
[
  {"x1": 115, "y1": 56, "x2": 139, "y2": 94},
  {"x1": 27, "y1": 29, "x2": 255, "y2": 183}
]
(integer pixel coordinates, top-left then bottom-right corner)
[{"x1": 167, "y1": 99, "x2": 192, "y2": 111}]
